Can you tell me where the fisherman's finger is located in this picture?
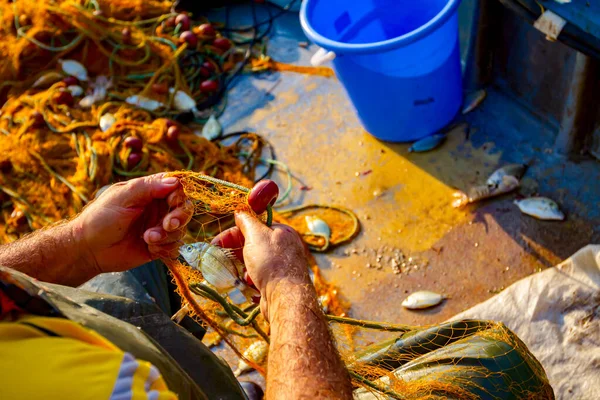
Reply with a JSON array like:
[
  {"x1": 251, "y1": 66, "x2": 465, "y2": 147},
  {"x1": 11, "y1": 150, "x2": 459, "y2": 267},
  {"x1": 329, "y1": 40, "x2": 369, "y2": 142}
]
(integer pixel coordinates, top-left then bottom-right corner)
[
  {"x1": 143, "y1": 226, "x2": 185, "y2": 246},
  {"x1": 167, "y1": 188, "x2": 188, "y2": 207},
  {"x1": 248, "y1": 180, "x2": 279, "y2": 214},
  {"x1": 211, "y1": 227, "x2": 245, "y2": 262},
  {"x1": 163, "y1": 200, "x2": 193, "y2": 232},
  {"x1": 148, "y1": 241, "x2": 182, "y2": 260},
  {"x1": 235, "y1": 211, "x2": 271, "y2": 239}
]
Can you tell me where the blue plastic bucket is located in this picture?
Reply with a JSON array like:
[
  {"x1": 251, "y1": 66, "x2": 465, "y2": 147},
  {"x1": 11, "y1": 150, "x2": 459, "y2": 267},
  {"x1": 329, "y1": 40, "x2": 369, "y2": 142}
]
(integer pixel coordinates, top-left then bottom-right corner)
[{"x1": 300, "y1": 0, "x2": 463, "y2": 142}]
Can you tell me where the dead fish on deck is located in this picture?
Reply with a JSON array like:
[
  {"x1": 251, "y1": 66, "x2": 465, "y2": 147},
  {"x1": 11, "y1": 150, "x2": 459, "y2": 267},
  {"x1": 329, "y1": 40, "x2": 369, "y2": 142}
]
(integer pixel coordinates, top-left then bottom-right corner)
[
  {"x1": 408, "y1": 133, "x2": 446, "y2": 153},
  {"x1": 234, "y1": 340, "x2": 269, "y2": 377},
  {"x1": 514, "y1": 197, "x2": 565, "y2": 221},
  {"x1": 462, "y1": 89, "x2": 487, "y2": 114},
  {"x1": 453, "y1": 175, "x2": 520, "y2": 208},
  {"x1": 179, "y1": 242, "x2": 259, "y2": 303},
  {"x1": 487, "y1": 164, "x2": 527, "y2": 187},
  {"x1": 402, "y1": 290, "x2": 445, "y2": 310}
]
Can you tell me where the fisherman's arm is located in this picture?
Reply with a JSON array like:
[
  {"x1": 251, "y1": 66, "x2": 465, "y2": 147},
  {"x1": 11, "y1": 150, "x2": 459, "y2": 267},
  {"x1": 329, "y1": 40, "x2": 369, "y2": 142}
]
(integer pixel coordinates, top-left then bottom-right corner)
[
  {"x1": 0, "y1": 174, "x2": 192, "y2": 286},
  {"x1": 214, "y1": 182, "x2": 352, "y2": 399}
]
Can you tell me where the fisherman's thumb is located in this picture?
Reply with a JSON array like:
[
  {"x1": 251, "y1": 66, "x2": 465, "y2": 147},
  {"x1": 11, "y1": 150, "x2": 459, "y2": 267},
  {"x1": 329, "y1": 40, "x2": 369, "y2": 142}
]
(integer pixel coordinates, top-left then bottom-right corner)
[
  {"x1": 235, "y1": 210, "x2": 270, "y2": 239},
  {"x1": 119, "y1": 173, "x2": 179, "y2": 207}
]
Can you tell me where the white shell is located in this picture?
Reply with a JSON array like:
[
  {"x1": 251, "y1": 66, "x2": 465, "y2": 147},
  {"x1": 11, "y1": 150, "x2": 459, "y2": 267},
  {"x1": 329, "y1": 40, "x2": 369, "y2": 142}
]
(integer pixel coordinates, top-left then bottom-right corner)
[
  {"x1": 402, "y1": 291, "x2": 444, "y2": 310},
  {"x1": 305, "y1": 216, "x2": 331, "y2": 238},
  {"x1": 201, "y1": 115, "x2": 222, "y2": 140},
  {"x1": 67, "y1": 85, "x2": 84, "y2": 97},
  {"x1": 60, "y1": 59, "x2": 88, "y2": 81},
  {"x1": 514, "y1": 197, "x2": 565, "y2": 221},
  {"x1": 170, "y1": 88, "x2": 196, "y2": 111},
  {"x1": 99, "y1": 113, "x2": 116, "y2": 132},
  {"x1": 79, "y1": 95, "x2": 96, "y2": 108},
  {"x1": 234, "y1": 341, "x2": 269, "y2": 377},
  {"x1": 126, "y1": 95, "x2": 163, "y2": 111},
  {"x1": 32, "y1": 71, "x2": 63, "y2": 88}
]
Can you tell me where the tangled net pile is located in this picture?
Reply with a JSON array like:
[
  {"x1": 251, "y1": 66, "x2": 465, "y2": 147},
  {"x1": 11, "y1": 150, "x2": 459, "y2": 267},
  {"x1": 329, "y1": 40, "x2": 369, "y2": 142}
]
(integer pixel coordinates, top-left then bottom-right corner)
[
  {"x1": 0, "y1": 0, "x2": 333, "y2": 242},
  {"x1": 161, "y1": 172, "x2": 554, "y2": 399}
]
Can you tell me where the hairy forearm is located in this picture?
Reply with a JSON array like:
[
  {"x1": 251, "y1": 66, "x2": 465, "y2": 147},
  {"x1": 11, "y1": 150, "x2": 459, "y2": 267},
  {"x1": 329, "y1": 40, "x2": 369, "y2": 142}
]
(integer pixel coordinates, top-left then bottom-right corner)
[
  {"x1": 266, "y1": 280, "x2": 352, "y2": 399},
  {"x1": 0, "y1": 220, "x2": 97, "y2": 286}
]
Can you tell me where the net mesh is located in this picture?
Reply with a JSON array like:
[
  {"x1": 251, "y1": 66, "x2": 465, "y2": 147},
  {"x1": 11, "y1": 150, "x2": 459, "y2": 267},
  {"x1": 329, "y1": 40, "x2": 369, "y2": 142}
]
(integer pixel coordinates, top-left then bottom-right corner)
[{"x1": 160, "y1": 172, "x2": 554, "y2": 400}]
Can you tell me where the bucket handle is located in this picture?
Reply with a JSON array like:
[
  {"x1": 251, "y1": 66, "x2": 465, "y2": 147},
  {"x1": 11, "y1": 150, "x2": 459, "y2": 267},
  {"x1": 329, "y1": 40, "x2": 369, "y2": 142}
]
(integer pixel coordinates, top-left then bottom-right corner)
[{"x1": 311, "y1": 47, "x2": 336, "y2": 66}]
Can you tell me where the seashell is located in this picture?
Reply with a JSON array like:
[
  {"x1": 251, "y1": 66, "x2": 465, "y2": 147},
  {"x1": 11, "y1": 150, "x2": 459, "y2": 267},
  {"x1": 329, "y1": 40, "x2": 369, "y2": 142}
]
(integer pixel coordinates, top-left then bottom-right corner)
[
  {"x1": 66, "y1": 85, "x2": 84, "y2": 97},
  {"x1": 170, "y1": 88, "x2": 196, "y2": 111},
  {"x1": 452, "y1": 175, "x2": 519, "y2": 208},
  {"x1": 462, "y1": 89, "x2": 486, "y2": 114},
  {"x1": 402, "y1": 290, "x2": 445, "y2": 310},
  {"x1": 59, "y1": 59, "x2": 88, "y2": 81},
  {"x1": 514, "y1": 197, "x2": 565, "y2": 221},
  {"x1": 408, "y1": 133, "x2": 446, "y2": 153},
  {"x1": 126, "y1": 95, "x2": 163, "y2": 111},
  {"x1": 32, "y1": 71, "x2": 64, "y2": 88},
  {"x1": 234, "y1": 340, "x2": 269, "y2": 377},
  {"x1": 99, "y1": 113, "x2": 116, "y2": 132},
  {"x1": 487, "y1": 164, "x2": 527, "y2": 187},
  {"x1": 201, "y1": 115, "x2": 222, "y2": 140},
  {"x1": 305, "y1": 215, "x2": 331, "y2": 238}
]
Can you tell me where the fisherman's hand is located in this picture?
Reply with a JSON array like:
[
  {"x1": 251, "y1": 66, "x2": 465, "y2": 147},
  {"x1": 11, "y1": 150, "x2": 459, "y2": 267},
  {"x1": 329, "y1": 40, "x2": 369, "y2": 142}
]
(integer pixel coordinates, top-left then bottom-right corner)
[
  {"x1": 212, "y1": 180, "x2": 312, "y2": 320},
  {"x1": 71, "y1": 173, "x2": 193, "y2": 274}
]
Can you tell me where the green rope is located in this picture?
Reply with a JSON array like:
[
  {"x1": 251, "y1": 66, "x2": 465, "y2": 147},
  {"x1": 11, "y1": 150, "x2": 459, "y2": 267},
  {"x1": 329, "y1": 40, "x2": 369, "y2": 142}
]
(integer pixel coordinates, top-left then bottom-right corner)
[
  {"x1": 189, "y1": 283, "x2": 270, "y2": 344},
  {"x1": 326, "y1": 315, "x2": 412, "y2": 333},
  {"x1": 190, "y1": 284, "x2": 261, "y2": 327}
]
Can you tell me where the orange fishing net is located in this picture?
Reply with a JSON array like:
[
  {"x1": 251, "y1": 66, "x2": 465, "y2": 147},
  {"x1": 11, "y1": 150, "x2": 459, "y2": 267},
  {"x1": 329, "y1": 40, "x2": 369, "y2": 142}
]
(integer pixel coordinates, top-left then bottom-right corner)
[{"x1": 158, "y1": 172, "x2": 553, "y2": 399}]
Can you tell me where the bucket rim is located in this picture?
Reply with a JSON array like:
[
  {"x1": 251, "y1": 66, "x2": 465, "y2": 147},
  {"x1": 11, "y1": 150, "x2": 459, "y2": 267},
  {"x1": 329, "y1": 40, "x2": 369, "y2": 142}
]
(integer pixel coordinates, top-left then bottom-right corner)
[{"x1": 300, "y1": 0, "x2": 462, "y2": 54}]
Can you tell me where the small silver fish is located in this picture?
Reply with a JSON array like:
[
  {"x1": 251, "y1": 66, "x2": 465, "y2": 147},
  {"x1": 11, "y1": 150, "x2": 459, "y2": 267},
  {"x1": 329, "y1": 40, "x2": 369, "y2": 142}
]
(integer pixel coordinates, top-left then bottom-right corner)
[
  {"x1": 170, "y1": 88, "x2": 197, "y2": 112},
  {"x1": 452, "y1": 175, "x2": 519, "y2": 208},
  {"x1": 462, "y1": 89, "x2": 486, "y2": 114},
  {"x1": 179, "y1": 242, "x2": 258, "y2": 301},
  {"x1": 201, "y1": 115, "x2": 222, "y2": 140},
  {"x1": 234, "y1": 340, "x2": 269, "y2": 377},
  {"x1": 487, "y1": 164, "x2": 527, "y2": 187},
  {"x1": 59, "y1": 59, "x2": 88, "y2": 81},
  {"x1": 408, "y1": 133, "x2": 446, "y2": 153},
  {"x1": 126, "y1": 95, "x2": 164, "y2": 111},
  {"x1": 514, "y1": 197, "x2": 565, "y2": 221},
  {"x1": 402, "y1": 290, "x2": 445, "y2": 310}
]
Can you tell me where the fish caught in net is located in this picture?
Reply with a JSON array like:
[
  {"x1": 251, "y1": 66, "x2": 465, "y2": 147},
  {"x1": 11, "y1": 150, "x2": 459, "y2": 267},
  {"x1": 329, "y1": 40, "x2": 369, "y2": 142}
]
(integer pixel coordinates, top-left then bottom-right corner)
[{"x1": 158, "y1": 171, "x2": 553, "y2": 400}]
